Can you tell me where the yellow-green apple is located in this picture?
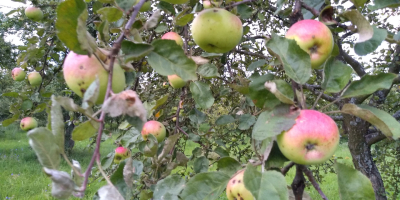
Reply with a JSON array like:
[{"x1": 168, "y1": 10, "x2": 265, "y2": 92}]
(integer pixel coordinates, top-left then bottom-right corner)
[
  {"x1": 276, "y1": 109, "x2": 339, "y2": 165},
  {"x1": 168, "y1": 74, "x2": 186, "y2": 89},
  {"x1": 141, "y1": 120, "x2": 166, "y2": 143},
  {"x1": 114, "y1": 147, "x2": 131, "y2": 164},
  {"x1": 28, "y1": 71, "x2": 42, "y2": 86},
  {"x1": 191, "y1": 8, "x2": 243, "y2": 53},
  {"x1": 162, "y1": 82, "x2": 169, "y2": 88},
  {"x1": 285, "y1": 19, "x2": 334, "y2": 69},
  {"x1": 20, "y1": 117, "x2": 38, "y2": 131},
  {"x1": 25, "y1": 7, "x2": 44, "y2": 22},
  {"x1": 63, "y1": 51, "x2": 126, "y2": 104},
  {"x1": 161, "y1": 32, "x2": 184, "y2": 46},
  {"x1": 226, "y1": 169, "x2": 254, "y2": 200},
  {"x1": 203, "y1": 0, "x2": 212, "y2": 8},
  {"x1": 12, "y1": 67, "x2": 26, "y2": 81}
]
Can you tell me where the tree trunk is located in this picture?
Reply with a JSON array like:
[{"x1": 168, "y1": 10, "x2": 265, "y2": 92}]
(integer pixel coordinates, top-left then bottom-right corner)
[{"x1": 343, "y1": 114, "x2": 387, "y2": 200}]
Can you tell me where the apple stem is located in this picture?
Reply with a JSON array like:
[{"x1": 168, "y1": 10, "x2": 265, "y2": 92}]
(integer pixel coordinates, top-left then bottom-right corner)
[{"x1": 300, "y1": 165, "x2": 329, "y2": 200}]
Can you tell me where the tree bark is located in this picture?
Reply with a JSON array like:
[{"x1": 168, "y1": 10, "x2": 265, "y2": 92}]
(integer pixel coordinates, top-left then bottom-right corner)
[
  {"x1": 63, "y1": 112, "x2": 75, "y2": 154},
  {"x1": 291, "y1": 165, "x2": 306, "y2": 200}
]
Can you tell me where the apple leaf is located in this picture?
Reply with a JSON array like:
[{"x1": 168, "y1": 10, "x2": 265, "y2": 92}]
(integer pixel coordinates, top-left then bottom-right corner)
[
  {"x1": 215, "y1": 115, "x2": 235, "y2": 125},
  {"x1": 341, "y1": 9, "x2": 373, "y2": 43},
  {"x1": 194, "y1": 156, "x2": 209, "y2": 173},
  {"x1": 97, "y1": 7, "x2": 124, "y2": 22},
  {"x1": 190, "y1": 81, "x2": 215, "y2": 109},
  {"x1": 51, "y1": 96, "x2": 65, "y2": 153},
  {"x1": 341, "y1": 73, "x2": 396, "y2": 98},
  {"x1": 354, "y1": 26, "x2": 387, "y2": 56},
  {"x1": 368, "y1": 0, "x2": 400, "y2": 11},
  {"x1": 21, "y1": 100, "x2": 33, "y2": 110},
  {"x1": 335, "y1": 162, "x2": 375, "y2": 199},
  {"x1": 101, "y1": 152, "x2": 115, "y2": 170},
  {"x1": 301, "y1": 0, "x2": 324, "y2": 19},
  {"x1": 121, "y1": 41, "x2": 154, "y2": 62},
  {"x1": 2, "y1": 114, "x2": 20, "y2": 127},
  {"x1": 238, "y1": 114, "x2": 256, "y2": 130},
  {"x1": 81, "y1": 77, "x2": 99, "y2": 109},
  {"x1": 248, "y1": 74, "x2": 280, "y2": 109},
  {"x1": 154, "y1": 175, "x2": 185, "y2": 199},
  {"x1": 97, "y1": 185, "x2": 124, "y2": 200},
  {"x1": 71, "y1": 120, "x2": 97, "y2": 141},
  {"x1": 153, "y1": 94, "x2": 169, "y2": 111},
  {"x1": 157, "y1": 133, "x2": 180, "y2": 162},
  {"x1": 243, "y1": 164, "x2": 288, "y2": 200},
  {"x1": 180, "y1": 171, "x2": 231, "y2": 200},
  {"x1": 264, "y1": 79, "x2": 294, "y2": 105},
  {"x1": 349, "y1": 0, "x2": 368, "y2": 7},
  {"x1": 160, "y1": 0, "x2": 188, "y2": 4},
  {"x1": 341, "y1": 104, "x2": 400, "y2": 140},
  {"x1": 27, "y1": 127, "x2": 60, "y2": 169},
  {"x1": 56, "y1": 0, "x2": 97, "y2": 55},
  {"x1": 266, "y1": 33, "x2": 311, "y2": 84},
  {"x1": 217, "y1": 157, "x2": 242, "y2": 176},
  {"x1": 322, "y1": 57, "x2": 353, "y2": 93},
  {"x1": 248, "y1": 59, "x2": 266, "y2": 71},
  {"x1": 264, "y1": 142, "x2": 289, "y2": 169},
  {"x1": 189, "y1": 108, "x2": 207, "y2": 124},
  {"x1": 175, "y1": 13, "x2": 194, "y2": 26},
  {"x1": 147, "y1": 40, "x2": 197, "y2": 81},
  {"x1": 115, "y1": 0, "x2": 136, "y2": 14},
  {"x1": 139, "y1": 134, "x2": 158, "y2": 157},
  {"x1": 252, "y1": 105, "x2": 300, "y2": 141},
  {"x1": 43, "y1": 168, "x2": 75, "y2": 199},
  {"x1": 237, "y1": 4, "x2": 252, "y2": 19},
  {"x1": 2, "y1": 92, "x2": 19, "y2": 97},
  {"x1": 198, "y1": 63, "x2": 220, "y2": 79},
  {"x1": 144, "y1": 10, "x2": 162, "y2": 30}
]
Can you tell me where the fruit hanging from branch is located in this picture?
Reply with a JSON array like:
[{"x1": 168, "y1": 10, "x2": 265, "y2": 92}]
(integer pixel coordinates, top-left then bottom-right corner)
[
  {"x1": 141, "y1": 120, "x2": 167, "y2": 143},
  {"x1": 28, "y1": 71, "x2": 42, "y2": 86},
  {"x1": 226, "y1": 169, "x2": 254, "y2": 200},
  {"x1": 20, "y1": 117, "x2": 38, "y2": 131},
  {"x1": 161, "y1": 32, "x2": 184, "y2": 46},
  {"x1": 11, "y1": 67, "x2": 26, "y2": 81},
  {"x1": 25, "y1": 7, "x2": 44, "y2": 22},
  {"x1": 113, "y1": 147, "x2": 131, "y2": 164},
  {"x1": 168, "y1": 74, "x2": 186, "y2": 89}
]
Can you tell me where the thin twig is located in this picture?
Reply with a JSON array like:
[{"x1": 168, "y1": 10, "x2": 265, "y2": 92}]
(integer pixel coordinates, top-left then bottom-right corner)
[
  {"x1": 319, "y1": 97, "x2": 341, "y2": 112},
  {"x1": 62, "y1": 152, "x2": 83, "y2": 177},
  {"x1": 281, "y1": 162, "x2": 295, "y2": 176},
  {"x1": 312, "y1": 92, "x2": 323, "y2": 110},
  {"x1": 225, "y1": 0, "x2": 257, "y2": 9},
  {"x1": 300, "y1": 165, "x2": 329, "y2": 200},
  {"x1": 96, "y1": 154, "x2": 114, "y2": 187}
]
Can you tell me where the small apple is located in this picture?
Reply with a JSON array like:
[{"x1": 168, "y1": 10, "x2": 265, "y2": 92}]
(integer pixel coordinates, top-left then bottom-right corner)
[
  {"x1": 11, "y1": 67, "x2": 26, "y2": 81},
  {"x1": 191, "y1": 8, "x2": 243, "y2": 53},
  {"x1": 168, "y1": 74, "x2": 186, "y2": 89},
  {"x1": 172, "y1": 117, "x2": 176, "y2": 122},
  {"x1": 161, "y1": 32, "x2": 184, "y2": 47},
  {"x1": 162, "y1": 82, "x2": 169, "y2": 88},
  {"x1": 285, "y1": 19, "x2": 334, "y2": 69},
  {"x1": 276, "y1": 109, "x2": 339, "y2": 165},
  {"x1": 114, "y1": 147, "x2": 131, "y2": 164},
  {"x1": 203, "y1": 0, "x2": 212, "y2": 8},
  {"x1": 141, "y1": 120, "x2": 166, "y2": 143},
  {"x1": 20, "y1": 117, "x2": 38, "y2": 131},
  {"x1": 63, "y1": 51, "x2": 126, "y2": 104},
  {"x1": 226, "y1": 169, "x2": 254, "y2": 200},
  {"x1": 28, "y1": 71, "x2": 42, "y2": 86},
  {"x1": 25, "y1": 7, "x2": 44, "y2": 22}
]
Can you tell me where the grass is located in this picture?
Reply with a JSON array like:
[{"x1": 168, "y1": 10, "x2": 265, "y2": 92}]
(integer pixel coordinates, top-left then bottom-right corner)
[{"x1": 0, "y1": 124, "x2": 352, "y2": 200}]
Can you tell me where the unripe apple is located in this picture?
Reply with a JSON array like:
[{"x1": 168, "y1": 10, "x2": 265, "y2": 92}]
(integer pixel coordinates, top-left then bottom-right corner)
[
  {"x1": 168, "y1": 74, "x2": 186, "y2": 89},
  {"x1": 114, "y1": 147, "x2": 131, "y2": 164},
  {"x1": 191, "y1": 8, "x2": 243, "y2": 53},
  {"x1": 226, "y1": 169, "x2": 254, "y2": 200},
  {"x1": 25, "y1": 7, "x2": 44, "y2": 22},
  {"x1": 141, "y1": 120, "x2": 166, "y2": 143},
  {"x1": 161, "y1": 32, "x2": 184, "y2": 47},
  {"x1": 28, "y1": 71, "x2": 42, "y2": 86},
  {"x1": 276, "y1": 110, "x2": 339, "y2": 165},
  {"x1": 285, "y1": 19, "x2": 334, "y2": 69},
  {"x1": 63, "y1": 51, "x2": 126, "y2": 104},
  {"x1": 20, "y1": 117, "x2": 38, "y2": 131},
  {"x1": 11, "y1": 67, "x2": 26, "y2": 81},
  {"x1": 203, "y1": 0, "x2": 212, "y2": 8},
  {"x1": 162, "y1": 82, "x2": 169, "y2": 88}
]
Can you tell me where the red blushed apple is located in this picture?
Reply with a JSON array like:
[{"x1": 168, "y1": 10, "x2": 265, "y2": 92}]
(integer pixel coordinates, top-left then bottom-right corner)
[
  {"x1": 25, "y1": 7, "x2": 44, "y2": 22},
  {"x1": 141, "y1": 120, "x2": 166, "y2": 143},
  {"x1": 11, "y1": 67, "x2": 26, "y2": 81},
  {"x1": 226, "y1": 169, "x2": 254, "y2": 200},
  {"x1": 168, "y1": 74, "x2": 186, "y2": 89},
  {"x1": 161, "y1": 32, "x2": 184, "y2": 47},
  {"x1": 285, "y1": 19, "x2": 334, "y2": 69},
  {"x1": 114, "y1": 147, "x2": 130, "y2": 164},
  {"x1": 276, "y1": 109, "x2": 339, "y2": 165},
  {"x1": 20, "y1": 117, "x2": 38, "y2": 131}
]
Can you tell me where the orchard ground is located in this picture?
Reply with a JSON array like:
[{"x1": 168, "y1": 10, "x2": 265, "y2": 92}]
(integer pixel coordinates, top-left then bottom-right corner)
[{"x1": 1, "y1": 123, "x2": 355, "y2": 200}]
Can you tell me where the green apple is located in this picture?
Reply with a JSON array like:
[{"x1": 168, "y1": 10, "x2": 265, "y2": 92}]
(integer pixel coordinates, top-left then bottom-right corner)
[
  {"x1": 276, "y1": 109, "x2": 339, "y2": 165},
  {"x1": 28, "y1": 71, "x2": 42, "y2": 86},
  {"x1": 226, "y1": 169, "x2": 254, "y2": 200},
  {"x1": 285, "y1": 19, "x2": 334, "y2": 69},
  {"x1": 191, "y1": 8, "x2": 243, "y2": 53},
  {"x1": 20, "y1": 117, "x2": 38, "y2": 131},
  {"x1": 161, "y1": 32, "x2": 184, "y2": 46},
  {"x1": 168, "y1": 74, "x2": 186, "y2": 89},
  {"x1": 203, "y1": 0, "x2": 212, "y2": 8},
  {"x1": 12, "y1": 67, "x2": 26, "y2": 81},
  {"x1": 141, "y1": 120, "x2": 166, "y2": 143},
  {"x1": 25, "y1": 7, "x2": 44, "y2": 22},
  {"x1": 63, "y1": 51, "x2": 126, "y2": 104},
  {"x1": 114, "y1": 147, "x2": 131, "y2": 164}
]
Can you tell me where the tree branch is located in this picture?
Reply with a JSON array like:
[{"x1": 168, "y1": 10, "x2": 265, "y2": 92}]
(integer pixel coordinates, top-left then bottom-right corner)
[
  {"x1": 234, "y1": 49, "x2": 270, "y2": 60},
  {"x1": 300, "y1": 165, "x2": 328, "y2": 200},
  {"x1": 301, "y1": 2, "x2": 319, "y2": 16},
  {"x1": 225, "y1": 0, "x2": 257, "y2": 9},
  {"x1": 281, "y1": 162, "x2": 295, "y2": 176}
]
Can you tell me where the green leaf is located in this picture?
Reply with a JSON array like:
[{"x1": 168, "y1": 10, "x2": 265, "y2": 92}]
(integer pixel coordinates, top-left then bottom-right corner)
[
  {"x1": 335, "y1": 162, "x2": 375, "y2": 199},
  {"x1": 27, "y1": 128, "x2": 60, "y2": 169},
  {"x1": 265, "y1": 142, "x2": 289, "y2": 169},
  {"x1": 180, "y1": 171, "x2": 231, "y2": 200},
  {"x1": 266, "y1": 34, "x2": 311, "y2": 84},
  {"x1": 194, "y1": 156, "x2": 209, "y2": 173},
  {"x1": 189, "y1": 108, "x2": 207, "y2": 124},
  {"x1": 101, "y1": 153, "x2": 115, "y2": 170},
  {"x1": 71, "y1": 120, "x2": 97, "y2": 141},
  {"x1": 33, "y1": 103, "x2": 47, "y2": 113},
  {"x1": 190, "y1": 81, "x2": 214, "y2": 109},
  {"x1": 56, "y1": 0, "x2": 97, "y2": 55},
  {"x1": 21, "y1": 100, "x2": 33, "y2": 111},
  {"x1": 160, "y1": 0, "x2": 188, "y2": 4},
  {"x1": 368, "y1": 0, "x2": 400, "y2": 11},
  {"x1": 248, "y1": 74, "x2": 280, "y2": 109},
  {"x1": 217, "y1": 157, "x2": 242, "y2": 176},
  {"x1": 341, "y1": 9, "x2": 373, "y2": 43},
  {"x1": 274, "y1": 0, "x2": 288, "y2": 15},
  {"x1": 97, "y1": 7, "x2": 124, "y2": 22},
  {"x1": 153, "y1": 94, "x2": 169, "y2": 111},
  {"x1": 264, "y1": 79, "x2": 294, "y2": 104},
  {"x1": 237, "y1": 4, "x2": 252, "y2": 19},
  {"x1": 122, "y1": 41, "x2": 154, "y2": 62},
  {"x1": 197, "y1": 63, "x2": 219, "y2": 79},
  {"x1": 115, "y1": 0, "x2": 136, "y2": 14},
  {"x1": 214, "y1": 146, "x2": 229, "y2": 157},
  {"x1": 252, "y1": 105, "x2": 300, "y2": 141},
  {"x1": 157, "y1": 1, "x2": 176, "y2": 14},
  {"x1": 139, "y1": 134, "x2": 158, "y2": 157},
  {"x1": 322, "y1": 57, "x2": 353, "y2": 93},
  {"x1": 341, "y1": 73, "x2": 397, "y2": 98},
  {"x1": 51, "y1": 96, "x2": 65, "y2": 152},
  {"x1": 82, "y1": 77, "x2": 100, "y2": 109},
  {"x1": 341, "y1": 104, "x2": 400, "y2": 140},
  {"x1": 98, "y1": 21, "x2": 110, "y2": 42},
  {"x1": 157, "y1": 133, "x2": 180, "y2": 162},
  {"x1": 144, "y1": 10, "x2": 162, "y2": 30},
  {"x1": 147, "y1": 40, "x2": 197, "y2": 81},
  {"x1": 2, "y1": 92, "x2": 19, "y2": 97},
  {"x1": 215, "y1": 115, "x2": 235, "y2": 125},
  {"x1": 154, "y1": 175, "x2": 185, "y2": 200},
  {"x1": 155, "y1": 24, "x2": 168, "y2": 33},
  {"x1": 238, "y1": 114, "x2": 256, "y2": 130},
  {"x1": 248, "y1": 59, "x2": 266, "y2": 71},
  {"x1": 243, "y1": 164, "x2": 288, "y2": 200},
  {"x1": 175, "y1": 13, "x2": 194, "y2": 26},
  {"x1": 350, "y1": 0, "x2": 368, "y2": 7},
  {"x1": 1, "y1": 114, "x2": 20, "y2": 127},
  {"x1": 354, "y1": 26, "x2": 387, "y2": 56},
  {"x1": 301, "y1": 0, "x2": 324, "y2": 19}
]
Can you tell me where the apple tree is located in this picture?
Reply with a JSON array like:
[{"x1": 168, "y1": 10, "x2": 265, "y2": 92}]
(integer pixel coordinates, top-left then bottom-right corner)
[{"x1": 1, "y1": 0, "x2": 400, "y2": 199}]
